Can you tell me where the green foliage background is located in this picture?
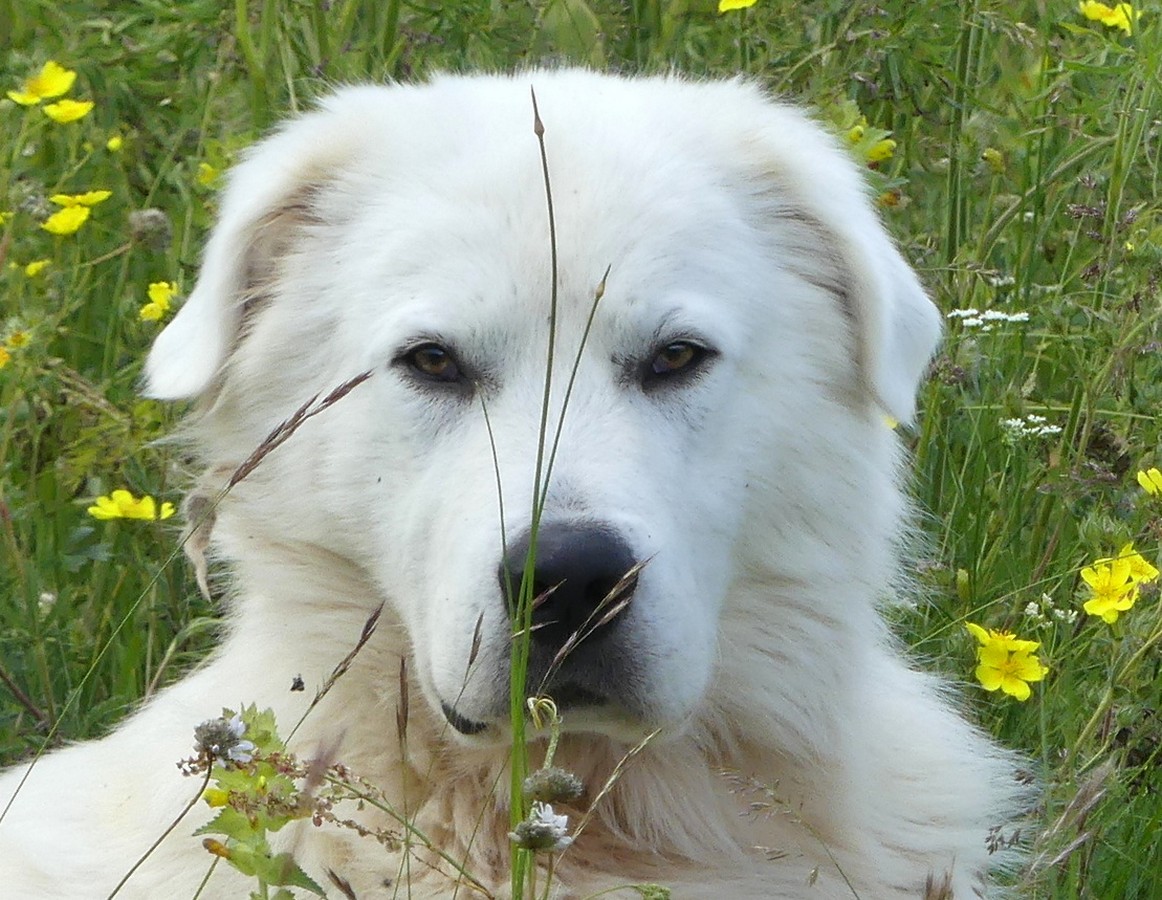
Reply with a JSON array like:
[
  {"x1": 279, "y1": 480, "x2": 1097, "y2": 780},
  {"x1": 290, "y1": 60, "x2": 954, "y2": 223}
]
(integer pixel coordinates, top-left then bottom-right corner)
[{"x1": 1, "y1": 1, "x2": 1160, "y2": 896}]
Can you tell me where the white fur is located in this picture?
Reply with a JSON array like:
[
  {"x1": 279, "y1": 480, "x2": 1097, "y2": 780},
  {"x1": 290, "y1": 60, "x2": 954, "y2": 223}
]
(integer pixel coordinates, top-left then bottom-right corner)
[{"x1": 0, "y1": 70, "x2": 1026, "y2": 898}]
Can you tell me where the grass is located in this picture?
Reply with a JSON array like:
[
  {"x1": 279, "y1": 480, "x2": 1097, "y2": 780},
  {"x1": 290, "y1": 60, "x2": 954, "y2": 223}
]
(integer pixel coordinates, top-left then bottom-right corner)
[{"x1": 1, "y1": 0, "x2": 1161, "y2": 897}]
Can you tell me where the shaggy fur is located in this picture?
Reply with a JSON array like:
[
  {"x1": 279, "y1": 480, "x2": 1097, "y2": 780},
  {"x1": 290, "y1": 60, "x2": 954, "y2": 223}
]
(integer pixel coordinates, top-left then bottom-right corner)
[{"x1": 0, "y1": 70, "x2": 1029, "y2": 898}]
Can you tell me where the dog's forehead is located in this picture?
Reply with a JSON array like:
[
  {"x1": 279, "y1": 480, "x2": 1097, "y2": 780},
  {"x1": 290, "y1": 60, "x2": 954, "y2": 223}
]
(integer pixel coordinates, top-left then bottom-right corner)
[{"x1": 321, "y1": 90, "x2": 760, "y2": 342}]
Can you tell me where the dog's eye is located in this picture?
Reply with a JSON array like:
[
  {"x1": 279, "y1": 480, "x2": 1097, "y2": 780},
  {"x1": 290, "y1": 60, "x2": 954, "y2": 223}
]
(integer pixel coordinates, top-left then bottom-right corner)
[
  {"x1": 405, "y1": 343, "x2": 462, "y2": 383},
  {"x1": 647, "y1": 341, "x2": 708, "y2": 381},
  {"x1": 651, "y1": 342, "x2": 700, "y2": 375}
]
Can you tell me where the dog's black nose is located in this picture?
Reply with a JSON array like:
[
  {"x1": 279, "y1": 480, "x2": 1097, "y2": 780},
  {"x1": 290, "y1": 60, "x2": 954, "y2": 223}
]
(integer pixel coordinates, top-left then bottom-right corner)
[{"x1": 500, "y1": 523, "x2": 637, "y2": 651}]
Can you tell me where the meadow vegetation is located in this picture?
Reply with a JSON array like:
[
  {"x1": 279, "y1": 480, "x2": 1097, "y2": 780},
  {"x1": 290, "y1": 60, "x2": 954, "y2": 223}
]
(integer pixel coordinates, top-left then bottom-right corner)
[{"x1": 1, "y1": 1, "x2": 1160, "y2": 897}]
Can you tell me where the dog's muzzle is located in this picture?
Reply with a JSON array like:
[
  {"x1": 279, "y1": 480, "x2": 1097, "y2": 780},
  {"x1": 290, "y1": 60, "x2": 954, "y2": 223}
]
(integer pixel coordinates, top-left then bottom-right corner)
[{"x1": 442, "y1": 521, "x2": 641, "y2": 736}]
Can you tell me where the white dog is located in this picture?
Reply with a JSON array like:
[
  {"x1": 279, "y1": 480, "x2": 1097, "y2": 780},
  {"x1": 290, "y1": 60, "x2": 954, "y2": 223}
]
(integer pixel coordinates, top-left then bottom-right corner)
[{"x1": 0, "y1": 70, "x2": 1029, "y2": 898}]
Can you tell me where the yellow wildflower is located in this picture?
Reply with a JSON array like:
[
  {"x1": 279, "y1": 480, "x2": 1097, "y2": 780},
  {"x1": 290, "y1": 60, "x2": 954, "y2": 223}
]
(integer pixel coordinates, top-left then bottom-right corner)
[
  {"x1": 7, "y1": 61, "x2": 76, "y2": 106},
  {"x1": 106, "y1": 134, "x2": 123, "y2": 152},
  {"x1": 1101, "y1": 542, "x2": 1160, "y2": 586},
  {"x1": 87, "y1": 489, "x2": 175, "y2": 521},
  {"x1": 49, "y1": 190, "x2": 112, "y2": 208},
  {"x1": 5, "y1": 330, "x2": 31, "y2": 350},
  {"x1": 965, "y1": 623, "x2": 1049, "y2": 701},
  {"x1": 139, "y1": 281, "x2": 177, "y2": 322},
  {"x1": 866, "y1": 138, "x2": 897, "y2": 163},
  {"x1": 1078, "y1": 1, "x2": 1141, "y2": 34},
  {"x1": 843, "y1": 113, "x2": 899, "y2": 167},
  {"x1": 41, "y1": 190, "x2": 111, "y2": 236},
  {"x1": 1079, "y1": 550, "x2": 1150, "y2": 624},
  {"x1": 1137, "y1": 467, "x2": 1162, "y2": 496},
  {"x1": 0, "y1": 347, "x2": 9, "y2": 368},
  {"x1": 195, "y1": 162, "x2": 220, "y2": 188},
  {"x1": 718, "y1": 0, "x2": 758, "y2": 10},
  {"x1": 981, "y1": 148, "x2": 1005, "y2": 174},
  {"x1": 42, "y1": 206, "x2": 91, "y2": 235},
  {"x1": 43, "y1": 99, "x2": 94, "y2": 124},
  {"x1": 23, "y1": 259, "x2": 50, "y2": 277}
]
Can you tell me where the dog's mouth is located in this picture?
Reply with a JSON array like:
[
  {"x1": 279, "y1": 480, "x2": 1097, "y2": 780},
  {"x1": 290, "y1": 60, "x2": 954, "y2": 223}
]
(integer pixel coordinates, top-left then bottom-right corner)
[
  {"x1": 441, "y1": 700, "x2": 489, "y2": 735},
  {"x1": 441, "y1": 683, "x2": 610, "y2": 737}
]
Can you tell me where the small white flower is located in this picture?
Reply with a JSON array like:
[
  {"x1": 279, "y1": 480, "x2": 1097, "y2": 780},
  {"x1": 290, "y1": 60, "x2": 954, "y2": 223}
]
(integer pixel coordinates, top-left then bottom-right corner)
[
  {"x1": 1001, "y1": 413, "x2": 1062, "y2": 442},
  {"x1": 194, "y1": 714, "x2": 256, "y2": 765},
  {"x1": 508, "y1": 801, "x2": 573, "y2": 852},
  {"x1": 950, "y1": 308, "x2": 1028, "y2": 329},
  {"x1": 1052, "y1": 607, "x2": 1079, "y2": 624}
]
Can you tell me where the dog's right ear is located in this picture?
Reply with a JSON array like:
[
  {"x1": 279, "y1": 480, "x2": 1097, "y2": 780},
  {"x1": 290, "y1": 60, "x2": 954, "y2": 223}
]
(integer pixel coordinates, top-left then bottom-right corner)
[{"x1": 143, "y1": 97, "x2": 367, "y2": 400}]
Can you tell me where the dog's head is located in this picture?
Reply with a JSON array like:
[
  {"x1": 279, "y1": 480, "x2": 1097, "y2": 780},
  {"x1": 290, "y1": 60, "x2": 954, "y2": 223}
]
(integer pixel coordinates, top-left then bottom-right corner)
[{"x1": 145, "y1": 71, "x2": 940, "y2": 744}]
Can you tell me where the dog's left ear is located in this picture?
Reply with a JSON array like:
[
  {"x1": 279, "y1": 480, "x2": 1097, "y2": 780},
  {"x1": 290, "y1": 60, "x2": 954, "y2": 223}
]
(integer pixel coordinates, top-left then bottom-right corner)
[
  {"x1": 841, "y1": 225, "x2": 943, "y2": 427},
  {"x1": 143, "y1": 94, "x2": 371, "y2": 400},
  {"x1": 801, "y1": 172, "x2": 942, "y2": 427},
  {"x1": 745, "y1": 98, "x2": 942, "y2": 426}
]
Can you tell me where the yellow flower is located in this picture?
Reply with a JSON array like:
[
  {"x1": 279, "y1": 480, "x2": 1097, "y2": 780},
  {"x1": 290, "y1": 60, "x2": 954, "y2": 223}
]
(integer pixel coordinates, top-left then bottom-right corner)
[
  {"x1": 718, "y1": 0, "x2": 758, "y2": 10},
  {"x1": 866, "y1": 138, "x2": 897, "y2": 163},
  {"x1": 195, "y1": 162, "x2": 220, "y2": 188},
  {"x1": 1078, "y1": 1, "x2": 1141, "y2": 34},
  {"x1": 1102, "y1": 542, "x2": 1160, "y2": 586},
  {"x1": 0, "y1": 347, "x2": 9, "y2": 368},
  {"x1": 1080, "y1": 555, "x2": 1141, "y2": 624},
  {"x1": 106, "y1": 134, "x2": 123, "y2": 152},
  {"x1": 1138, "y1": 467, "x2": 1162, "y2": 496},
  {"x1": 140, "y1": 281, "x2": 177, "y2": 322},
  {"x1": 42, "y1": 206, "x2": 91, "y2": 235},
  {"x1": 842, "y1": 113, "x2": 899, "y2": 167},
  {"x1": 202, "y1": 788, "x2": 230, "y2": 808},
  {"x1": 49, "y1": 190, "x2": 112, "y2": 208},
  {"x1": 7, "y1": 61, "x2": 76, "y2": 106},
  {"x1": 965, "y1": 623, "x2": 1049, "y2": 701},
  {"x1": 43, "y1": 99, "x2": 94, "y2": 124},
  {"x1": 23, "y1": 259, "x2": 50, "y2": 277},
  {"x1": 5, "y1": 330, "x2": 30, "y2": 350},
  {"x1": 965, "y1": 622, "x2": 1041, "y2": 654},
  {"x1": 41, "y1": 190, "x2": 111, "y2": 236},
  {"x1": 87, "y1": 489, "x2": 175, "y2": 521}
]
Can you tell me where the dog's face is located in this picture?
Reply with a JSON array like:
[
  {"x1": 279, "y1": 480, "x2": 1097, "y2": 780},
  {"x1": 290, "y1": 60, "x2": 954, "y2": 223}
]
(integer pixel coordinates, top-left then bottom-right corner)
[{"x1": 145, "y1": 71, "x2": 940, "y2": 744}]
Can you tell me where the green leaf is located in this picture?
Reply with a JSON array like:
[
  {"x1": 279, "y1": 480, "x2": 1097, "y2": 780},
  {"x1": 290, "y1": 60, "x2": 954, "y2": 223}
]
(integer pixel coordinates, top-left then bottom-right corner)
[{"x1": 251, "y1": 852, "x2": 326, "y2": 896}]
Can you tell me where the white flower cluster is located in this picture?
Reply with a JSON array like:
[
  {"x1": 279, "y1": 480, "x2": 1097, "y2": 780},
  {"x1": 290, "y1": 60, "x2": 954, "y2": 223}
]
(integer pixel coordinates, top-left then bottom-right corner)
[
  {"x1": 508, "y1": 801, "x2": 573, "y2": 852},
  {"x1": 1001, "y1": 414, "x2": 1062, "y2": 441},
  {"x1": 193, "y1": 713, "x2": 256, "y2": 765},
  {"x1": 1023, "y1": 593, "x2": 1078, "y2": 628},
  {"x1": 947, "y1": 307, "x2": 1031, "y2": 332}
]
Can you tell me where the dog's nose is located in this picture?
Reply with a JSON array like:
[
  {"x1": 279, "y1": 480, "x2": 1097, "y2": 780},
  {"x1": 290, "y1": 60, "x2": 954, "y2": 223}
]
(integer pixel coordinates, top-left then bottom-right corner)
[{"x1": 501, "y1": 523, "x2": 637, "y2": 651}]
